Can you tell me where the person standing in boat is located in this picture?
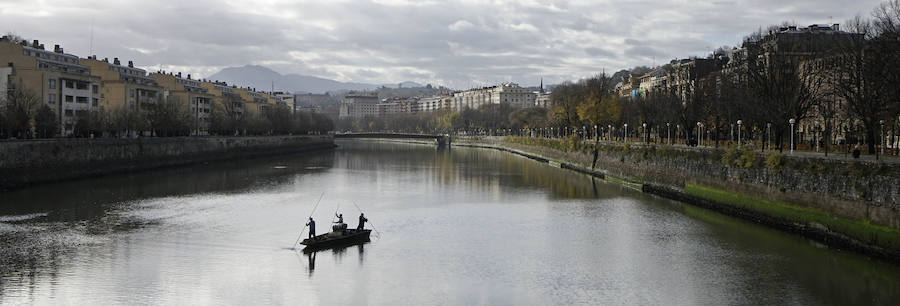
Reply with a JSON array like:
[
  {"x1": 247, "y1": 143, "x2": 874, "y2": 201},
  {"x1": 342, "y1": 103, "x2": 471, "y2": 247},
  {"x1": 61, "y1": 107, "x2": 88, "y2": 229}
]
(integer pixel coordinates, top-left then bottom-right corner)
[
  {"x1": 306, "y1": 217, "x2": 316, "y2": 239},
  {"x1": 335, "y1": 213, "x2": 344, "y2": 224},
  {"x1": 357, "y1": 213, "x2": 368, "y2": 230}
]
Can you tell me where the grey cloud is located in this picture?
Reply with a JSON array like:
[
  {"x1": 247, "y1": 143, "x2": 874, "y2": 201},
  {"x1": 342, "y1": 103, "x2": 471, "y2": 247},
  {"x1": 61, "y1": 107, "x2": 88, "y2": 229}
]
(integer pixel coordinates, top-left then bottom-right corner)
[{"x1": 0, "y1": 0, "x2": 886, "y2": 88}]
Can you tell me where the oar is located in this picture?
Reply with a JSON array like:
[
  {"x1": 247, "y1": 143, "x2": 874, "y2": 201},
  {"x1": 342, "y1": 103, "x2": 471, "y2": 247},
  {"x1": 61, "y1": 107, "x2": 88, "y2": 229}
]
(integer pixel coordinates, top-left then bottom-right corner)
[
  {"x1": 292, "y1": 192, "x2": 325, "y2": 250},
  {"x1": 351, "y1": 200, "x2": 382, "y2": 238}
]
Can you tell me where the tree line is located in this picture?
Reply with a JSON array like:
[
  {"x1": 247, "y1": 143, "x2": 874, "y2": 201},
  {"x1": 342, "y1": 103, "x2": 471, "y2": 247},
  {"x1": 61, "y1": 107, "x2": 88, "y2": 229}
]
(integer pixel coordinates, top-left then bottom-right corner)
[{"x1": 0, "y1": 88, "x2": 333, "y2": 139}]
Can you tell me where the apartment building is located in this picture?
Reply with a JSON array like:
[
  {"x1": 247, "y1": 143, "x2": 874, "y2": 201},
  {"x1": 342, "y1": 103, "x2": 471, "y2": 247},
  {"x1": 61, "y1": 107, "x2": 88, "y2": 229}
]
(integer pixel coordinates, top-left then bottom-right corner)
[
  {"x1": 338, "y1": 94, "x2": 379, "y2": 119},
  {"x1": 0, "y1": 37, "x2": 101, "y2": 136},
  {"x1": 452, "y1": 83, "x2": 536, "y2": 110},
  {"x1": 418, "y1": 94, "x2": 453, "y2": 112},
  {"x1": 150, "y1": 71, "x2": 214, "y2": 135},
  {"x1": 200, "y1": 80, "x2": 245, "y2": 119},
  {"x1": 81, "y1": 57, "x2": 163, "y2": 112}
]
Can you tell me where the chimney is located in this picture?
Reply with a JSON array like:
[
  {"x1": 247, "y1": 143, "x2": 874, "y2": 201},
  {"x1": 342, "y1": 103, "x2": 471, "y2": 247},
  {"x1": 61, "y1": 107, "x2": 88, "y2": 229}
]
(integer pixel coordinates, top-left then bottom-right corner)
[
  {"x1": 832, "y1": 23, "x2": 840, "y2": 31},
  {"x1": 32, "y1": 40, "x2": 39, "y2": 48},
  {"x1": 187, "y1": 74, "x2": 191, "y2": 80},
  {"x1": 128, "y1": 60, "x2": 133, "y2": 68},
  {"x1": 113, "y1": 58, "x2": 120, "y2": 65},
  {"x1": 39, "y1": 44, "x2": 44, "y2": 50},
  {"x1": 54, "y1": 44, "x2": 61, "y2": 53},
  {"x1": 177, "y1": 72, "x2": 182, "y2": 77},
  {"x1": 103, "y1": 57, "x2": 108, "y2": 63}
]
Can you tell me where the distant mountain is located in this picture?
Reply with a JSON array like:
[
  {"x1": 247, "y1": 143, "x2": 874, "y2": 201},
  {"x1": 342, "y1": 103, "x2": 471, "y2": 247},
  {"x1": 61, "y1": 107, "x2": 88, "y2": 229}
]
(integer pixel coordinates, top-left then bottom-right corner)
[{"x1": 206, "y1": 65, "x2": 421, "y2": 94}]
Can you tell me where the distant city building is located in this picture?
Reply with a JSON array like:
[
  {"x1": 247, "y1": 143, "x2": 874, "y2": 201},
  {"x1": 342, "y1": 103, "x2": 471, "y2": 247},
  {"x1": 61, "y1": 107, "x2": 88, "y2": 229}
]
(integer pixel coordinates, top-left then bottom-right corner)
[
  {"x1": 338, "y1": 94, "x2": 379, "y2": 119},
  {"x1": 534, "y1": 92, "x2": 551, "y2": 108},
  {"x1": 418, "y1": 94, "x2": 453, "y2": 112},
  {"x1": 271, "y1": 91, "x2": 294, "y2": 111},
  {"x1": 452, "y1": 83, "x2": 536, "y2": 110},
  {"x1": 0, "y1": 37, "x2": 101, "y2": 136}
]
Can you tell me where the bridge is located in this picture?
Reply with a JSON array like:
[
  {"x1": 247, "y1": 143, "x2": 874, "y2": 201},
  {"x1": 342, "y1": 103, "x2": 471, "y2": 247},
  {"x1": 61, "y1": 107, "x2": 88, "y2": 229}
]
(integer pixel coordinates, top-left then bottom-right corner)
[{"x1": 333, "y1": 133, "x2": 450, "y2": 146}]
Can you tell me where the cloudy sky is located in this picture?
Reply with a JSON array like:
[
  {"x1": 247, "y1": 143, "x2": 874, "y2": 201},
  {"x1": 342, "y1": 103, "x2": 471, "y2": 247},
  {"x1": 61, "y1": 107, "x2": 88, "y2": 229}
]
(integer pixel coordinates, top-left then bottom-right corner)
[{"x1": 0, "y1": 0, "x2": 885, "y2": 89}]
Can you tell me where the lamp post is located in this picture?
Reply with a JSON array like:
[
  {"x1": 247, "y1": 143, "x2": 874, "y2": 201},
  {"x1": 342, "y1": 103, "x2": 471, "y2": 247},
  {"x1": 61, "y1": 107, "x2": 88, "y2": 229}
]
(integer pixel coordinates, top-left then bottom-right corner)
[
  {"x1": 697, "y1": 122, "x2": 703, "y2": 147},
  {"x1": 789, "y1": 118, "x2": 796, "y2": 154},
  {"x1": 624, "y1": 123, "x2": 628, "y2": 143},
  {"x1": 608, "y1": 125, "x2": 612, "y2": 142},
  {"x1": 766, "y1": 122, "x2": 771, "y2": 150},
  {"x1": 594, "y1": 125, "x2": 598, "y2": 141},
  {"x1": 641, "y1": 122, "x2": 650, "y2": 143},
  {"x1": 737, "y1": 120, "x2": 743, "y2": 147}
]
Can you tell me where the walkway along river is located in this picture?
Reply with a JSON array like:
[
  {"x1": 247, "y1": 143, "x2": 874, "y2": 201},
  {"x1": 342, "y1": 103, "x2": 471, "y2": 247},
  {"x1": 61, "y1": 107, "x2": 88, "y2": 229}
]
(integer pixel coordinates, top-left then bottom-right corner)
[{"x1": 0, "y1": 140, "x2": 898, "y2": 304}]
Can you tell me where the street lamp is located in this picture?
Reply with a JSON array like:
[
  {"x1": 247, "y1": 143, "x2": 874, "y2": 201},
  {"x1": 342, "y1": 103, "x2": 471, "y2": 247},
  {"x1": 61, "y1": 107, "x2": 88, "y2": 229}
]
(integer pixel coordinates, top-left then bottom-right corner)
[
  {"x1": 608, "y1": 125, "x2": 612, "y2": 142},
  {"x1": 766, "y1": 122, "x2": 772, "y2": 150},
  {"x1": 594, "y1": 125, "x2": 598, "y2": 141},
  {"x1": 642, "y1": 123, "x2": 647, "y2": 143},
  {"x1": 697, "y1": 122, "x2": 703, "y2": 147},
  {"x1": 737, "y1": 120, "x2": 743, "y2": 147},
  {"x1": 624, "y1": 123, "x2": 628, "y2": 143},
  {"x1": 789, "y1": 118, "x2": 796, "y2": 154}
]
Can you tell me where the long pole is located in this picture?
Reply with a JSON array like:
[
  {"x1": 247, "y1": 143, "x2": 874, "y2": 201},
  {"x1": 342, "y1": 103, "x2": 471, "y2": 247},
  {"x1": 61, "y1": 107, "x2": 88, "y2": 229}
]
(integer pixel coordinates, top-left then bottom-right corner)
[
  {"x1": 351, "y1": 200, "x2": 381, "y2": 237},
  {"x1": 292, "y1": 192, "x2": 326, "y2": 250}
]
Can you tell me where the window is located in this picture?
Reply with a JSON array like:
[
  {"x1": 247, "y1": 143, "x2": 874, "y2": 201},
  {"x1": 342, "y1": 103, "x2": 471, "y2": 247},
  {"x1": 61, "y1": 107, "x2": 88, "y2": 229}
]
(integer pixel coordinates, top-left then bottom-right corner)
[
  {"x1": 65, "y1": 95, "x2": 73, "y2": 102},
  {"x1": 92, "y1": 85, "x2": 98, "y2": 94},
  {"x1": 92, "y1": 98, "x2": 98, "y2": 107},
  {"x1": 65, "y1": 80, "x2": 74, "y2": 88},
  {"x1": 76, "y1": 96, "x2": 88, "y2": 103},
  {"x1": 130, "y1": 89, "x2": 135, "y2": 97},
  {"x1": 76, "y1": 82, "x2": 88, "y2": 90},
  {"x1": 48, "y1": 94, "x2": 56, "y2": 104},
  {"x1": 49, "y1": 79, "x2": 56, "y2": 89},
  {"x1": 65, "y1": 109, "x2": 73, "y2": 116}
]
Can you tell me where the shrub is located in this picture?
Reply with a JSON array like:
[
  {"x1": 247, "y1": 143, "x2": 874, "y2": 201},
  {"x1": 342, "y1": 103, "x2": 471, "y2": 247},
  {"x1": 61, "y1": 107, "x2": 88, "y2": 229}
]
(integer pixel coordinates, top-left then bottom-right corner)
[{"x1": 765, "y1": 153, "x2": 785, "y2": 173}]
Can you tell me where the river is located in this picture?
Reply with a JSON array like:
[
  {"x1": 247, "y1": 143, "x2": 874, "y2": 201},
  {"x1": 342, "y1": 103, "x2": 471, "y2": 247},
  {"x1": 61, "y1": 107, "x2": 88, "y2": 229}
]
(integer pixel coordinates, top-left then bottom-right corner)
[{"x1": 1, "y1": 140, "x2": 898, "y2": 305}]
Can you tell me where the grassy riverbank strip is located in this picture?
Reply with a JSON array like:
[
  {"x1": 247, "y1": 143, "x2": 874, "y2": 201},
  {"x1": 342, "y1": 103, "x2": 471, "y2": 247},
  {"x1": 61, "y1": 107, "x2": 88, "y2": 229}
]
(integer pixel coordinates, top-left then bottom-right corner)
[{"x1": 454, "y1": 136, "x2": 900, "y2": 263}]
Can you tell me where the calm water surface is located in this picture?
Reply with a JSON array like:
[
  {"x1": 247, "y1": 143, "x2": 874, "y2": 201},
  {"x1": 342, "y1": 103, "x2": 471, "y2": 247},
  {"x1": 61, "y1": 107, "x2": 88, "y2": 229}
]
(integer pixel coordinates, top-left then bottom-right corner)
[{"x1": 1, "y1": 140, "x2": 899, "y2": 305}]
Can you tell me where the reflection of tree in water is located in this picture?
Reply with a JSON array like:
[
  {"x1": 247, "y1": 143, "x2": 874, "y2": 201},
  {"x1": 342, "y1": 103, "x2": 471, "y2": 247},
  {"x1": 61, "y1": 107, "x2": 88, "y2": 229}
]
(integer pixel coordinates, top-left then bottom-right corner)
[{"x1": 336, "y1": 140, "x2": 628, "y2": 200}]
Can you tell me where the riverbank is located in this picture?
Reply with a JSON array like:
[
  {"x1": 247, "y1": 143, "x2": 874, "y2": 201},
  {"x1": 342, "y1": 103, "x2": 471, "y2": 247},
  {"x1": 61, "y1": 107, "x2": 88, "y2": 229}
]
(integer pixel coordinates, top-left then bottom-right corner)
[
  {"x1": 0, "y1": 135, "x2": 335, "y2": 190},
  {"x1": 454, "y1": 136, "x2": 900, "y2": 263}
]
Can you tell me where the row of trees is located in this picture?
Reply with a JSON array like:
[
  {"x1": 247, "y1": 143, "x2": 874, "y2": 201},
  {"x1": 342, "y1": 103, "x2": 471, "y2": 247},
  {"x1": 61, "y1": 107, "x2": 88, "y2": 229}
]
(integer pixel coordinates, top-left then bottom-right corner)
[
  {"x1": 549, "y1": 0, "x2": 900, "y2": 154},
  {"x1": 0, "y1": 88, "x2": 333, "y2": 139}
]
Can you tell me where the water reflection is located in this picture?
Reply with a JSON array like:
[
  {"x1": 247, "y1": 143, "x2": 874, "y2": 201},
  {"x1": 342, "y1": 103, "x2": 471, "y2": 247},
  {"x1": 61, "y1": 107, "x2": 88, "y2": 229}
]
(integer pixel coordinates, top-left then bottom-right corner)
[{"x1": 1, "y1": 140, "x2": 899, "y2": 304}]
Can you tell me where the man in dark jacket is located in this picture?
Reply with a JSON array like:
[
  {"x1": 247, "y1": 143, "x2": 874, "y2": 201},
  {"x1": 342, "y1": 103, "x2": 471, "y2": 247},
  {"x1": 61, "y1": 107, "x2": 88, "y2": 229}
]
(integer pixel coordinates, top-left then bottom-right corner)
[
  {"x1": 306, "y1": 217, "x2": 316, "y2": 238},
  {"x1": 357, "y1": 213, "x2": 368, "y2": 230}
]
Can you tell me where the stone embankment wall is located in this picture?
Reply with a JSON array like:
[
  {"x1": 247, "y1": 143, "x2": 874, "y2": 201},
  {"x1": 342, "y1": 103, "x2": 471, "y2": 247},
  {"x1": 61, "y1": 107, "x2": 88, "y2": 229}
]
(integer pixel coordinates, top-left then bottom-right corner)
[
  {"x1": 0, "y1": 135, "x2": 335, "y2": 189},
  {"x1": 455, "y1": 136, "x2": 900, "y2": 261}
]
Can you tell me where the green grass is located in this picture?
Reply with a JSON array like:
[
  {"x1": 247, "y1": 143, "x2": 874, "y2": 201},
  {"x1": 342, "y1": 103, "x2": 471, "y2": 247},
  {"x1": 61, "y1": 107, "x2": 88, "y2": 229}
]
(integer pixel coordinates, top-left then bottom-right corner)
[{"x1": 685, "y1": 184, "x2": 900, "y2": 251}]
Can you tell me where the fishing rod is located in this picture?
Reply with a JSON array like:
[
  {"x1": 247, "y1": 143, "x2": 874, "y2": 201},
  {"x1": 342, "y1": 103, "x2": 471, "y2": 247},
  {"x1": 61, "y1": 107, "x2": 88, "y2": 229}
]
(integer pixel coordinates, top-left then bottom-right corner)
[
  {"x1": 292, "y1": 192, "x2": 325, "y2": 250},
  {"x1": 351, "y1": 200, "x2": 382, "y2": 238}
]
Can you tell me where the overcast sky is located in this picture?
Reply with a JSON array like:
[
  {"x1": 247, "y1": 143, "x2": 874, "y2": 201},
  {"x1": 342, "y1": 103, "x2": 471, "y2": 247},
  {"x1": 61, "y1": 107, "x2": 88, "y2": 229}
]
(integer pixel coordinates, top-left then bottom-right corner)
[{"x1": 0, "y1": 0, "x2": 885, "y2": 89}]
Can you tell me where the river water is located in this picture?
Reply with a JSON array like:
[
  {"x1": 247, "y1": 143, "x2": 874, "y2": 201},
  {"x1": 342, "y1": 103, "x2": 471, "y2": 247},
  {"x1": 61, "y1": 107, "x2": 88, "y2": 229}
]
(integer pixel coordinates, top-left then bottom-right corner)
[{"x1": 1, "y1": 140, "x2": 898, "y2": 305}]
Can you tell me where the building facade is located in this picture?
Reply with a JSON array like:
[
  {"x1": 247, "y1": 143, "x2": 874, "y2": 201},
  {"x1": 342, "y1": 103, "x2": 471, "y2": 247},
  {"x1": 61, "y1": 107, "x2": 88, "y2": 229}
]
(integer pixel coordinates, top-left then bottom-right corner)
[
  {"x1": 0, "y1": 37, "x2": 101, "y2": 136},
  {"x1": 338, "y1": 94, "x2": 379, "y2": 119},
  {"x1": 81, "y1": 57, "x2": 163, "y2": 113},
  {"x1": 452, "y1": 83, "x2": 536, "y2": 110},
  {"x1": 150, "y1": 72, "x2": 214, "y2": 135}
]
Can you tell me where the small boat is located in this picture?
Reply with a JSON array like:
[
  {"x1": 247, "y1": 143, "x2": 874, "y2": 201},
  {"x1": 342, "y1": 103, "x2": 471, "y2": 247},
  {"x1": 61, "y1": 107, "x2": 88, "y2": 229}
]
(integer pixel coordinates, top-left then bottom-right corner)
[{"x1": 301, "y1": 222, "x2": 371, "y2": 252}]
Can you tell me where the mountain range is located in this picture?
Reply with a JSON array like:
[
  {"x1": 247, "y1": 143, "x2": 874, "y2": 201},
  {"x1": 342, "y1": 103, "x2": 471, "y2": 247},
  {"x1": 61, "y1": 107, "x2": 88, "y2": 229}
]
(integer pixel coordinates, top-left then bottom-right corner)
[{"x1": 206, "y1": 65, "x2": 422, "y2": 94}]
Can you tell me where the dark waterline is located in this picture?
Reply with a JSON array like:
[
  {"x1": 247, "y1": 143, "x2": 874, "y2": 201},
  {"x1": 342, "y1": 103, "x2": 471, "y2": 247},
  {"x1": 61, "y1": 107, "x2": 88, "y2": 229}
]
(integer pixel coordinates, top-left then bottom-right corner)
[{"x1": 1, "y1": 140, "x2": 898, "y2": 305}]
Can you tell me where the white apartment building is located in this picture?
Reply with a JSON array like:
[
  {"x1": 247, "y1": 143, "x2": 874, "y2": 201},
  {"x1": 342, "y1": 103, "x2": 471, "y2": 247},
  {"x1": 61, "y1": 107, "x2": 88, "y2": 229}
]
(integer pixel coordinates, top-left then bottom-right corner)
[
  {"x1": 338, "y1": 94, "x2": 379, "y2": 119},
  {"x1": 272, "y1": 91, "x2": 294, "y2": 112},
  {"x1": 452, "y1": 83, "x2": 536, "y2": 110}
]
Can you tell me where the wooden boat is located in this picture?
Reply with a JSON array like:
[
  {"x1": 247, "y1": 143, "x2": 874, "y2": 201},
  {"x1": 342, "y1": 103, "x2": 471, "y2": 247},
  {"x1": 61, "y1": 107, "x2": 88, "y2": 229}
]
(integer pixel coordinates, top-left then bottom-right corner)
[{"x1": 301, "y1": 223, "x2": 371, "y2": 252}]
